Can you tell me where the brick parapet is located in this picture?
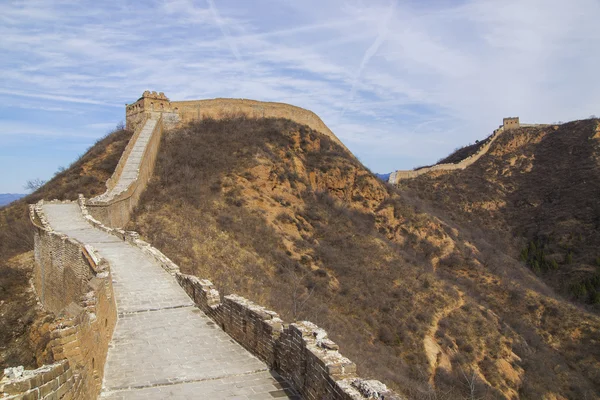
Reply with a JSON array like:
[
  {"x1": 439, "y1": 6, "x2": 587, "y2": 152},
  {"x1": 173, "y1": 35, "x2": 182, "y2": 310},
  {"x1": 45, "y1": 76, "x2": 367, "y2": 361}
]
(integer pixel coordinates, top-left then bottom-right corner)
[
  {"x1": 175, "y1": 274, "x2": 402, "y2": 399},
  {"x1": 0, "y1": 201, "x2": 119, "y2": 399},
  {"x1": 76, "y1": 199, "x2": 402, "y2": 399},
  {"x1": 0, "y1": 360, "x2": 78, "y2": 400},
  {"x1": 86, "y1": 114, "x2": 164, "y2": 228}
]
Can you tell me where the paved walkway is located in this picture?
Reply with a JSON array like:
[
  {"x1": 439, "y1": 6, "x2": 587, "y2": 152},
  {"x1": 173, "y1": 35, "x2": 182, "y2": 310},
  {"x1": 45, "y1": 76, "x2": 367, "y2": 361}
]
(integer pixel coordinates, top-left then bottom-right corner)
[
  {"x1": 43, "y1": 203, "x2": 297, "y2": 399},
  {"x1": 92, "y1": 118, "x2": 157, "y2": 202}
]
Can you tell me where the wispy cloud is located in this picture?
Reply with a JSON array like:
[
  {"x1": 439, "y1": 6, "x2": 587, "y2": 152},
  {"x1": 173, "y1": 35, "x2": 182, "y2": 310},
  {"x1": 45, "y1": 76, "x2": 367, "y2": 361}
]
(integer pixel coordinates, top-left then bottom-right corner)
[
  {"x1": 206, "y1": 0, "x2": 242, "y2": 61},
  {"x1": 343, "y1": 0, "x2": 396, "y2": 115},
  {"x1": 1, "y1": 0, "x2": 599, "y2": 191},
  {"x1": 0, "y1": 89, "x2": 121, "y2": 107}
]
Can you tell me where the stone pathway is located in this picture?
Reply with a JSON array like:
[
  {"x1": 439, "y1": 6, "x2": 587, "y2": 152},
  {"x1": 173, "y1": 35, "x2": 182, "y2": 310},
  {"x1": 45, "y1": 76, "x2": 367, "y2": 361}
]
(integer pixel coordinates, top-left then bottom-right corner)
[
  {"x1": 42, "y1": 203, "x2": 297, "y2": 399},
  {"x1": 92, "y1": 117, "x2": 157, "y2": 202}
]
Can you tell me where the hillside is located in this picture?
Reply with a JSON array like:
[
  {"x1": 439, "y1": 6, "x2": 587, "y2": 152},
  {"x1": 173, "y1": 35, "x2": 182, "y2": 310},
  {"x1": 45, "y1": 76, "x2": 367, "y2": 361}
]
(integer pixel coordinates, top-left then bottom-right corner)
[
  {"x1": 128, "y1": 116, "x2": 600, "y2": 399},
  {"x1": 0, "y1": 126, "x2": 132, "y2": 372},
  {"x1": 401, "y1": 119, "x2": 600, "y2": 307}
]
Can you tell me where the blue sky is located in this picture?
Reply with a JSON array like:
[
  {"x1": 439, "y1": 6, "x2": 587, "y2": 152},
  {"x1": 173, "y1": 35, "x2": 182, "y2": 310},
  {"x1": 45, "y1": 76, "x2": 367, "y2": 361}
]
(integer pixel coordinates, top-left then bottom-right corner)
[{"x1": 1, "y1": 0, "x2": 599, "y2": 193}]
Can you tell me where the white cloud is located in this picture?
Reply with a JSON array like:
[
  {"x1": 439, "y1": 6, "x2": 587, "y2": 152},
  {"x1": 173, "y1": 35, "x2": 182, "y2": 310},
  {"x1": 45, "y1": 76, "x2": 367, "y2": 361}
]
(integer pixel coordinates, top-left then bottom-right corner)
[{"x1": 0, "y1": 0, "x2": 599, "y2": 191}]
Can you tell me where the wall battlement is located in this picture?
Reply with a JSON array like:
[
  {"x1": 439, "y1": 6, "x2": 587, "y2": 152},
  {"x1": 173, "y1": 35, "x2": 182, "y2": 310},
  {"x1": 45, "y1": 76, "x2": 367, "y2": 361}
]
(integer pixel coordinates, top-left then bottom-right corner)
[{"x1": 6, "y1": 91, "x2": 401, "y2": 398}]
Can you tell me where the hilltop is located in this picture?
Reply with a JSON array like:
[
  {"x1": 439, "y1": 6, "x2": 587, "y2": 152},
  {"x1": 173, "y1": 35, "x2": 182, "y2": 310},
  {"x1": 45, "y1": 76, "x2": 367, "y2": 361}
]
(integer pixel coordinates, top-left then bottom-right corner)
[
  {"x1": 1, "y1": 105, "x2": 599, "y2": 399},
  {"x1": 401, "y1": 119, "x2": 600, "y2": 307},
  {"x1": 126, "y1": 115, "x2": 600, "y2": 399}
]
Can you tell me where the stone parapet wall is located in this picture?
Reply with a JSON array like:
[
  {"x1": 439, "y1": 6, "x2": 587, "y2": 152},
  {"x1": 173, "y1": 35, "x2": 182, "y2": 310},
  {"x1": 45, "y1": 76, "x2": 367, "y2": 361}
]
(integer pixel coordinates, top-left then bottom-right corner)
[
  {"x1": 79, "y1": 200, "x2": 403, "y2": 399},
  {"x1": 0, "y1": 361, "x2": 77, "y2": 400},
  {"x1": 104, "y1": 114, "x2": 149, "y2": 193},
  {"x1": 389, "y1": 126, "x2": 505, "y2": 184},
  {"x1": 0, "y1": 201, "x2": 119, "y2": 399},
  {"x1": 87, "y1": 115, "x2": 164, "y2": 228},
  {"x1": 170, "y1": 98, "x2": 350, "y2": 153},
  {"x1": 176, "y1": 274, "x2": 403, "y2": 400}
]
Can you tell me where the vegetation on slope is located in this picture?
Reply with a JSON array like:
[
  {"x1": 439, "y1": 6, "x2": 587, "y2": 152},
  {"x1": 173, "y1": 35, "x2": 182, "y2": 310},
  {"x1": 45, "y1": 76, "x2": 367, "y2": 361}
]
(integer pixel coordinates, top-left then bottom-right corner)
[
  {"x1": 130, "y1": 116, "x2": 600, "y2": 399},
  {"x1": 0, "y1": 126, "x2": 132, "y2": 372},
  {"x1": 435, "y1": 132, "x2": 493, "y2": 165},
  {"x1": 403, "y1": 119, "x2": 600, "y2": 307}
]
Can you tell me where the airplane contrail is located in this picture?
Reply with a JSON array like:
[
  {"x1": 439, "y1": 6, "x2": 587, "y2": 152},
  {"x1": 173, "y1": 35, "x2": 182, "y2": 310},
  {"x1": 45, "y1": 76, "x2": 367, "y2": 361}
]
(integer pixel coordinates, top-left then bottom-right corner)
[
  {"x1": 207, "y1": 0, "x2": 242, "y2": 61},
  {"x1": 342, "y1": 1, "x2": 396, "y2": 116}
]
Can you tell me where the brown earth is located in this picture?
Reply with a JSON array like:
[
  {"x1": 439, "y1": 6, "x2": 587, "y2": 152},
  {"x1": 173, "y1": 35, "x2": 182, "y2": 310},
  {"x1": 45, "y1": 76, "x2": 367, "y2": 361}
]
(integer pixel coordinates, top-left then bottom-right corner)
[
  {"x1": 402, "y1": 119, "x2": 600, "y2": 307},
  {"x1": 129, "y1": 116, "x2": 600, "y2": 399}
]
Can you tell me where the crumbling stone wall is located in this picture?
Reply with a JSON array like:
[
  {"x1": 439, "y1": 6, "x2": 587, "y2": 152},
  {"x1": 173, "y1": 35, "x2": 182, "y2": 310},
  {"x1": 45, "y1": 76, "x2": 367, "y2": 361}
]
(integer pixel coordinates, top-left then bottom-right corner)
[
  {"x1": 0, "y1": 202, "x2": 118, "y2": 399},
  {"x1": 176, "y1": 275, "x2": 403, "y2": 400},
  {"x1": 81, "y1": 205, "x2": 403, "y2": 400},
  {"x1": 1, "y1": 361, "x2": 75, "y2": 400},
  {"x1": 86, "y1": 115, "x2": 164, "y2": 228}
]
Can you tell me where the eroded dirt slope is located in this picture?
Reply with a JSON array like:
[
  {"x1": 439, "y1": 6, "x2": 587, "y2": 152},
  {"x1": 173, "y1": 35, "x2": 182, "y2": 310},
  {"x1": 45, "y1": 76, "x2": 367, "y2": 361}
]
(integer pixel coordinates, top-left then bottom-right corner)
[
  {"x1": 403, "y1": 120, "x2": 600, "y2": 307},
  {"x1": 130, "y1": 117, "x2": 600, "y2": 399}
]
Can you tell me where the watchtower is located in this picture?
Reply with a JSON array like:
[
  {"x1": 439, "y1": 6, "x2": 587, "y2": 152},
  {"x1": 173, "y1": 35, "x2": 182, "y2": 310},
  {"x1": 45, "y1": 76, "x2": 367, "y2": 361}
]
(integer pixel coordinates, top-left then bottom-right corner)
[
  {"x1": 125, "y1": 91, "x2": 173, "y2": 131},
  {"x1": 503, "y1": 117, "x2": 520, "y2": 130}
]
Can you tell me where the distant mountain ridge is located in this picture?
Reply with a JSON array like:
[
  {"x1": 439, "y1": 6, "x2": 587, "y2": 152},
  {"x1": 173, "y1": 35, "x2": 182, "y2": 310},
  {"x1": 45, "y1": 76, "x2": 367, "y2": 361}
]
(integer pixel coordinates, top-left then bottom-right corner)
[
  {"x1": 0, "y1": 194, "x2": 26, "y2": 207},
  {"x1": 374, "y1": 172, "x2": 391, "y2": 181}
]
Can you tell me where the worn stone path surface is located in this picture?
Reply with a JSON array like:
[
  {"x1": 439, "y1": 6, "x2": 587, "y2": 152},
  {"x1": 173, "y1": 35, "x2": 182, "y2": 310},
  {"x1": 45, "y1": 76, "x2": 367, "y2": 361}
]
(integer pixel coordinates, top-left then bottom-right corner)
[
  {"x1": 42, "y1": 203, "x2": 296, "y2": 399},
  {"x1": 92, "y1": 117, "x2": 157, "y2": 202}
]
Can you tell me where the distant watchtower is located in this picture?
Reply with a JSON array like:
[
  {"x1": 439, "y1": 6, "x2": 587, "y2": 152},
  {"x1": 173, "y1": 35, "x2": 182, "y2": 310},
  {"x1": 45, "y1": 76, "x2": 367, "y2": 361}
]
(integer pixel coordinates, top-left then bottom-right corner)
[
  {"x1": 125, "y1": 91, "x2": 173, "y2": 131},
  {"x1": 503, "y1": 117, "x2": 520, "y2": 130}
]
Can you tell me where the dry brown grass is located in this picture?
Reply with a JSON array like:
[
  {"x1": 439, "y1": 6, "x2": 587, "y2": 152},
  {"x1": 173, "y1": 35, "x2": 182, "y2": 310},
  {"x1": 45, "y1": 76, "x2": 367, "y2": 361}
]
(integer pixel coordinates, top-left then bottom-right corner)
[
  {"x1": 402, "y1": 119, "x2": 600, "y2": 306},
  {"x1": 129, "y1": 116, "x2": 600, "y2": 399}
]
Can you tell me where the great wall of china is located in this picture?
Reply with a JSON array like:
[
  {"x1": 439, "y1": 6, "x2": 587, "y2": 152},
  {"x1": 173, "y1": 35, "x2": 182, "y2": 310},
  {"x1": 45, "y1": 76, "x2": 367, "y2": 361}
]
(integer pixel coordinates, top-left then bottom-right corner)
[
  {"x1": 0, "y1": 92, "x2": 403, "y2": 400},
  {"x1": 388, "y1": 117, "x2": 551, "y2": 184}
]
